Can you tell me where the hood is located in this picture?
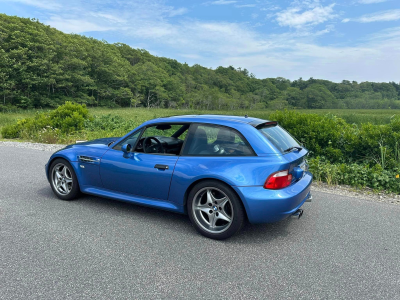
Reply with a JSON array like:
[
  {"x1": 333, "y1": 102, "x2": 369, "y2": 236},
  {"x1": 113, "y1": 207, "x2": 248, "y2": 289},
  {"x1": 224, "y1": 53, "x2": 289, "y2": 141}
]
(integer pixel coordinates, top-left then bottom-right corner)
[
  {"x1": 76, "y1": 137, "x2": 120, "y2": 146},
  {"x1": 62, "y1": 137, "x2": 120, "y2": 150}
]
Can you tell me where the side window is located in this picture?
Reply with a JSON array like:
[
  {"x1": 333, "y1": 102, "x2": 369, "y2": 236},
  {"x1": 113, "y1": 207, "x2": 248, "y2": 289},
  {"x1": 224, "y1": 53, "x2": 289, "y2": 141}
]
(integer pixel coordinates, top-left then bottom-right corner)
[
  {"x1": 113, "y1": 130, "x2": 142, "y2": 151},
  {"x1": 182, "y1": 124, "x2": 254, "y2": 156},
  {"x1": 141, "y1": 124, "x2": 188, "y2": 140},
  {"x1": 134, "y1": 123, "x2": 190, "y2": 155}
]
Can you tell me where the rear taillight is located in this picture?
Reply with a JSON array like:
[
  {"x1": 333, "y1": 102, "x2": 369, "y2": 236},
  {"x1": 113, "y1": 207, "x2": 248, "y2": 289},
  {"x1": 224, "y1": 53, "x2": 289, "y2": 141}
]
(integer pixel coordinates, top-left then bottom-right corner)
[{"x1": 264, "y1": 170, "x2": 292, "y2": 189}]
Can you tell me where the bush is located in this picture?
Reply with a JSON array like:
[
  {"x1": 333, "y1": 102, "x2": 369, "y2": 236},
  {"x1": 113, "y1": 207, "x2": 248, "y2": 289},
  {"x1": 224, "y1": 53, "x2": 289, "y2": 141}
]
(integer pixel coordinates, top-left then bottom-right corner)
[
  {"x1": 309, "y1": 157, "x2": 400, "y2": 193},
  {"x1": 270, "y1": 110, "x2": 400, "y2": 169},
  {"x1": 1, "y1": 102, "x2": 90, "y2": 139},
  {"x1": 50, "y1": 102, "x2": 90, "y2": 132}
]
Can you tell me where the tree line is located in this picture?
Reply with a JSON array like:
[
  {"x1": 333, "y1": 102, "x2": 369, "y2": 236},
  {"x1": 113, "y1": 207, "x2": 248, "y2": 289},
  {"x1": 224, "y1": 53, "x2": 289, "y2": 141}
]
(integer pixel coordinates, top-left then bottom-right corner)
[{"x1": 1, "y1": 14, "x2": 399, "y2": 110}]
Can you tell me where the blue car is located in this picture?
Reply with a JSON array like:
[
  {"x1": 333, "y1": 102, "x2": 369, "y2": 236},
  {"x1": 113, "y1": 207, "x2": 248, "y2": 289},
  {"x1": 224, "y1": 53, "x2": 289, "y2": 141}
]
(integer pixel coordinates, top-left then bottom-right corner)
[{"x1": 45, "y1": 115, "x2": 312, "y2": 240}]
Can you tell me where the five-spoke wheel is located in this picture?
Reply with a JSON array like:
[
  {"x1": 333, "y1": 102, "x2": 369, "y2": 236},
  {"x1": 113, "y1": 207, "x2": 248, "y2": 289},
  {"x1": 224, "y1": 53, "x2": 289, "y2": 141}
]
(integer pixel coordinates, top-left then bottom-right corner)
[
  {"x1": 49, "y1": 159, "x2": 80, "y2": 200},
  {"x1": 52, "y1": 163, "x2": 73, "y2": 195},
  {"x1": 188, "y1": 180, "x2": 245, "y2": 240},
  {"x1": 192, "y1": 187, "x2": 233, "y2": 234}
]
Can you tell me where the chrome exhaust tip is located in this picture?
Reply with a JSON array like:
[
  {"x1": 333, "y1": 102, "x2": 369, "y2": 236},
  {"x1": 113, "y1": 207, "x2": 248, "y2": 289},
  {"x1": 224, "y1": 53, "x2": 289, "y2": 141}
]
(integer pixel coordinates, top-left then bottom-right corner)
[
  {"x1": 292, "y1": 209, "x2": 304, "y2": 219},
  {"x1": 305, "y1": 192, "x2": 312, "y2": 202}
]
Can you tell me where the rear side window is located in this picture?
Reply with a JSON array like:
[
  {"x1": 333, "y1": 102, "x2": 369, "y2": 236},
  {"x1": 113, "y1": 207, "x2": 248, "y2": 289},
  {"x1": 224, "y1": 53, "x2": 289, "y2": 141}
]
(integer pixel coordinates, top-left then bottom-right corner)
[
  {"x1": 258, "y1": 125, "x2": 301, "y2": 153},
  {"x1": 182, "y1": 124, "x2": 254, "y2": 156}
]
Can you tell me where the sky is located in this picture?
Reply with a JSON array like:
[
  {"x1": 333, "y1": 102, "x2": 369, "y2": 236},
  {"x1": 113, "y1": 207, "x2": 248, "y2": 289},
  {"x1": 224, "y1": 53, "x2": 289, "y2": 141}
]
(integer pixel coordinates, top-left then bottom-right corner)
[{"x1": 1, "y1": 0, "x2": 399, "y2": 83}]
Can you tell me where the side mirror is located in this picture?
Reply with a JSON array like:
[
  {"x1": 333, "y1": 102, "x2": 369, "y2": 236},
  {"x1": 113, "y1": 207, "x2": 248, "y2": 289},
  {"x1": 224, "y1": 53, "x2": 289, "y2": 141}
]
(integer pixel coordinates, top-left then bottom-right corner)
[{"x1": 121, "y1": 144, "x2": 132, "y2": 154}]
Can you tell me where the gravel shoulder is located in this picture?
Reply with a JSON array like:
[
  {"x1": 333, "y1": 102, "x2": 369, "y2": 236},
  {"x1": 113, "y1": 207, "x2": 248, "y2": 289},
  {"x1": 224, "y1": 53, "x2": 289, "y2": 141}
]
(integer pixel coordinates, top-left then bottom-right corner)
[
  {"x1": 1, "y1": 140, "x2": 399, "y2": 205},
  {"x1": 0, "y1": 140, "x2": 66, "y2": 152}
]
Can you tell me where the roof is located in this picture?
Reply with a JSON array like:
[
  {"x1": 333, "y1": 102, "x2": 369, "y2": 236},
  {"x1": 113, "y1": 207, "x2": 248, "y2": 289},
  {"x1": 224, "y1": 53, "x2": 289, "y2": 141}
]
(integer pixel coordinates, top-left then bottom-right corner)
[{"x1": 146, "y1": 114, "x2": 269, "y2": 128}]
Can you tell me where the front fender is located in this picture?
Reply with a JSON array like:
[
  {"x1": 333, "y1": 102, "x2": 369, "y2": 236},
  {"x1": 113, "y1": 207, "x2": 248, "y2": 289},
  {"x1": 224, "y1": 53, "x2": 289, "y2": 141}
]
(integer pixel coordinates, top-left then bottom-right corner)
[
  {"x1": 45, "y1": 149, "x2": 78, "y2": 182},
  {"x1": 45, "y1": 145, "x2": 109, "y2": 188}
]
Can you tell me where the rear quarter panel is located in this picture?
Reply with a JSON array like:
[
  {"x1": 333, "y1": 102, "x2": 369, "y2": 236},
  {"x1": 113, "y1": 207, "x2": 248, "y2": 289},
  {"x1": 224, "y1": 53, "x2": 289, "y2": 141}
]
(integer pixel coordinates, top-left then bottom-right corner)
[{"x1": 168, "y1": 155, "x2": 289, "y2": 209}]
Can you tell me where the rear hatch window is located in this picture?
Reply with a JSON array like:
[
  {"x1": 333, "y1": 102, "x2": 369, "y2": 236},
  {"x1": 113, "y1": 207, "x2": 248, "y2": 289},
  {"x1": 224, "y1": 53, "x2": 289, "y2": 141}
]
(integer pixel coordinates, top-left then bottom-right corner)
[
  {"x1": 258, "y1": 122, "x2": 307, "y2": 182},
  {"x1": 257, "y1": 123, "x2": 301, "y2": 153}
]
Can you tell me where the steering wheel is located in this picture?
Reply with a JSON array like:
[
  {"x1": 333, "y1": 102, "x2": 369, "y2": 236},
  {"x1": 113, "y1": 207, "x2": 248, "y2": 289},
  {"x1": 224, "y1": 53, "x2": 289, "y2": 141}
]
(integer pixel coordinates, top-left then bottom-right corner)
[{"x1": 143, "y1": 137, "x2": 164, "y2": 154}]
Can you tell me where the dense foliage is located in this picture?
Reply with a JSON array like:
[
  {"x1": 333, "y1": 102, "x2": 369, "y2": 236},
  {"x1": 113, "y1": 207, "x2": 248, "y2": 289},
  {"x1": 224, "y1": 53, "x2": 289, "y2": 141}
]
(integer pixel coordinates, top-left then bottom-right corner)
[
  {"x1": 1, "y1": 102, "x2": 91, "y2": 142},
  {"x1": 1, "y1": 14, "x2": 400, "y2": 111},
  {"x1": 270, "y1": 110, "x2": 400, "y2": 168},
  {"x1": 270, "y1": 110, "x2": 400, "y2": 193},
  {"x1": 309, "y1": 158, "x2": 400, "y2": 193}
]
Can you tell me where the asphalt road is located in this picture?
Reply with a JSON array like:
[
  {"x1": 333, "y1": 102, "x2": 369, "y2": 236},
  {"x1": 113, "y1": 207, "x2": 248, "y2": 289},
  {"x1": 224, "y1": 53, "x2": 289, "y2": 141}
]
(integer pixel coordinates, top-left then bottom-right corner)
[{"x1": 1, "y1": 146, "x2": 400, "y2": 300}]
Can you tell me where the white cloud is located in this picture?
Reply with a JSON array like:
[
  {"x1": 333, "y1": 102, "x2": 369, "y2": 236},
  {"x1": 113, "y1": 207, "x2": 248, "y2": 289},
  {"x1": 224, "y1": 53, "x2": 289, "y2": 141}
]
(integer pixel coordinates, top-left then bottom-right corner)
[
  {"x1": 235, "y1": 4, "x2": 256, "y2": 8},
  {"x1": 46, "y1": 16, "x2": 114, "y2": 33},
  {"x1": 358, "y1": 0, "x2": 387, "y2": 4},
  {"x1": 219, "y1": 28, "x2": 400, "y2": 82},
  {"x1": 344, "y1": 9, "x2": 400, "y2": 23},
  {"x1": 357, "y1": 9, "x2": 400, "y2": 23},
  {"x1": 261, "y1": 5, "x2": 280, "y2": 11},
  {"x1": 205, "y1": 0, "x2": 237, "y2": 5},
  {"x1": 167, "y1": 7, "x2": 188, "y2": 17},
  {"x1": 180, "y1": 53, "x2": 203, "y2": 60},
  {"x1": 89, "y1": 12, "x2": 127, "y2": 24},
  {"x1": 4, "y1": 0, "x2": 62, "y2": 10},
  {"x1": 276, "y1": 4, "x2": 336, "y2": 28}
]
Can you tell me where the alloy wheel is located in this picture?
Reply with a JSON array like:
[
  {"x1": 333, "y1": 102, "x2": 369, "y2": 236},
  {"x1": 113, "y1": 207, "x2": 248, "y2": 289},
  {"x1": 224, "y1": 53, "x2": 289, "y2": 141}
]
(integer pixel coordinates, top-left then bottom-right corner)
[
  {"x1": 52, "y1": 163, "x2": 73, "y2": 195},
  {"x1": 192, "y1": 187, "x2": 234, "y2": 234}
]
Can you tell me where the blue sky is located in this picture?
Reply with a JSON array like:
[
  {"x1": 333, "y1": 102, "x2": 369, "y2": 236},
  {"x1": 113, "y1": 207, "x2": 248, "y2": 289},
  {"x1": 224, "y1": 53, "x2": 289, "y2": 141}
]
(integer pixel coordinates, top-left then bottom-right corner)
[{"x1": 1, "y1": 0, "x2": 399, "y2": 82}]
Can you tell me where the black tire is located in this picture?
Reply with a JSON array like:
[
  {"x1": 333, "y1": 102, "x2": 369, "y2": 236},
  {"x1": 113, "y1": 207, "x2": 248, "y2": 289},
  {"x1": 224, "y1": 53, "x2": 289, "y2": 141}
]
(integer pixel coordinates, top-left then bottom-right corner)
[
  {"x1": 187, "y1": 180, "x2": 245, "y2": 240},
  {"x1": 49, "y1": 158, "x2": 81, "y2": 201}
]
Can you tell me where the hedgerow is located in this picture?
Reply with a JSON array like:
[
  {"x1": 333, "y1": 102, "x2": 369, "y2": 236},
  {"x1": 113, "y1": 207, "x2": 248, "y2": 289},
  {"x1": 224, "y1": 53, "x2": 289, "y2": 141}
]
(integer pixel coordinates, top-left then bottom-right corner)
[{"x1": 270, "y1": 110, "x2": 400, "y2": 169}]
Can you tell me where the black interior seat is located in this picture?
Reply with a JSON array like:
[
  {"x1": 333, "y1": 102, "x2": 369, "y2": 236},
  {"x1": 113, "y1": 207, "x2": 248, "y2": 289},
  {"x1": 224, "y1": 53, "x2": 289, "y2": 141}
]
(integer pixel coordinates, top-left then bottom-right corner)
[
  {"x1": 188, "y1": 128, "x2": 209, "y2": 154},
  {"x1": 214, "y1": 128, "x2": 235, "y2": 145}
]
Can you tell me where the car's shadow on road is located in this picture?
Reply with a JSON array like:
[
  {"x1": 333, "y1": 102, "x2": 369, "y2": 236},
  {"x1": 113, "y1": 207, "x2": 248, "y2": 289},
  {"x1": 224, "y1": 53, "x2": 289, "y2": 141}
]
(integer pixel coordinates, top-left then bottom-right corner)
[{"x1": 38, "y1": 186, "x2": 293, "y2": 245}]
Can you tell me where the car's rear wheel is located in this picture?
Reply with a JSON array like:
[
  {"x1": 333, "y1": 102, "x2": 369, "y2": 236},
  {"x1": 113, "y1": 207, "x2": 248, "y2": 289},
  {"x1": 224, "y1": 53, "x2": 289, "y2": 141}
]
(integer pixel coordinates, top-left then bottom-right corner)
[
  {"x1": 187, "y1": 180, "x2": 245, "y2": 240},
  {"x1": 49, "y1": 159, "x2": 81, "y2": 201}
]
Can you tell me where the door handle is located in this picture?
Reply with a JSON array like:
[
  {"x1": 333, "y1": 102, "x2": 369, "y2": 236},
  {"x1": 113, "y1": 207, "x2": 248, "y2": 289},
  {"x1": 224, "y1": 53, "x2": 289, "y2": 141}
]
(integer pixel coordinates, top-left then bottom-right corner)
[{"x1": 154, "y1": 164, "x2": 169, "y2": 170}]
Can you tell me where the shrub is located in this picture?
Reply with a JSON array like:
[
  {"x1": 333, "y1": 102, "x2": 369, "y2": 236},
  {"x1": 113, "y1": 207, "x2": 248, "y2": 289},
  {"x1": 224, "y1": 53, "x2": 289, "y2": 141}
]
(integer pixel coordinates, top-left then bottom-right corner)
[
  {"x1": 270, "y1": 110, "x2": 400, "y2": 169},
  {"x1": 1, "y1": 102, "x2": 90, "y2": 139},
  {"x1": 309, "y1": 157, "x2": 400, "y2": 193}
]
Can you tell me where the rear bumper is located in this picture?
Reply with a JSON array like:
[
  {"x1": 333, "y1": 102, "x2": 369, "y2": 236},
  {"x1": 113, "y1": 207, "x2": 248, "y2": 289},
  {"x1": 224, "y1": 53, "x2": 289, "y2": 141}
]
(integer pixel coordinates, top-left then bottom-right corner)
[{"x1": 233, "y1": 172, "x2": 313, "y2": 224}]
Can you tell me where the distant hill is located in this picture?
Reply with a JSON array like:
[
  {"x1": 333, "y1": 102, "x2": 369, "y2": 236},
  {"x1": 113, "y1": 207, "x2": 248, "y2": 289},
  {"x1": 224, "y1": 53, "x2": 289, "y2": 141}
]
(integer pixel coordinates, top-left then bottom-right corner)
[{"x1": 0, "y1": 14, "x2": 399, "y2": 110}]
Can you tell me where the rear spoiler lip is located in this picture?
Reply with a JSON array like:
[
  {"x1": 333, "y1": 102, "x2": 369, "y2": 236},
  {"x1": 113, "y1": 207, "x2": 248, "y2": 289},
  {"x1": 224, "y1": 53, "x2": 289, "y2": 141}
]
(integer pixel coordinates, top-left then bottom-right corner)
[{"x1": 252, "y1": 121, "x2": 278, "y2": 129}]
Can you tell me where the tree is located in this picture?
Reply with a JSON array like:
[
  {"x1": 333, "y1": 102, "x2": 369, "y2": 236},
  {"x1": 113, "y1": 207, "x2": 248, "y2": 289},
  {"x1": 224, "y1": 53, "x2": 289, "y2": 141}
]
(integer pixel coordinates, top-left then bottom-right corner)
[
  {"x1": 284, "y1": 87, "x2": 306, "y2": 108},
  {"x1": 305, "y1": 84, "x2": 336, "y2": 109},
  {"x1": 0, "y1": 14, "x2": 399, "y2": 110}
]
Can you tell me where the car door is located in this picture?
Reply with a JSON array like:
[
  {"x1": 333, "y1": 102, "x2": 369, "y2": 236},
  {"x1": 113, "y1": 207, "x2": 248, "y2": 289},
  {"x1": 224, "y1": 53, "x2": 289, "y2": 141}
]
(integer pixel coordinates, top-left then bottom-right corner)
[
  {"x1": 99, "y1": 124, "x2": 187, "y2": 200},
  {"x1": 100, "y1": 151, "x2": 178, "y2": 200}
]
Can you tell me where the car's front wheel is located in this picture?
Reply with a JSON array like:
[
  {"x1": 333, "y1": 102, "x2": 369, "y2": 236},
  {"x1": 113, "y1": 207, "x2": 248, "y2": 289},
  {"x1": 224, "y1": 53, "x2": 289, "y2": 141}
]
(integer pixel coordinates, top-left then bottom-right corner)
[
  {"x1": 187, "y1": 180, "x2": 245, "y2": 240},
  {"x1": 49, "y1": 159, "x2": 81, "y2": 201}
]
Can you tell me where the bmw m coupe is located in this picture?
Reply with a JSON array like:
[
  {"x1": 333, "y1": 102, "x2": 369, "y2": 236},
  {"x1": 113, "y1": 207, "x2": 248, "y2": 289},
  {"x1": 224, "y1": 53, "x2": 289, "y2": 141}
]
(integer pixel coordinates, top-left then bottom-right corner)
[{"x1": 46, "y1": 115, "x2": 312, "y2": 240}]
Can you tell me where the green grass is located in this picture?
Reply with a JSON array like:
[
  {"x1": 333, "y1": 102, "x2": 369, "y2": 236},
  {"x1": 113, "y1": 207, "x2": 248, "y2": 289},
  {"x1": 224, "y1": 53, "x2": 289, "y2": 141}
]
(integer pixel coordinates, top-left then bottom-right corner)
[
  {"x1": 87, "y1": 108, "x2": 400, "y2": 124},
  {"x1": 0, "y1": 111, "x2": 37, "y2": 128},
  {"x1": 1, "y1": 108, "x2": 400, "y2": 142}
]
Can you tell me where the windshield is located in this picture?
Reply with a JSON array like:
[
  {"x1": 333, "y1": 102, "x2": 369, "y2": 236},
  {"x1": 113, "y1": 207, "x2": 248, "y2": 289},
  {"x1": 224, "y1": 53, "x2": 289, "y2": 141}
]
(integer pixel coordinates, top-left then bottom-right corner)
[{"x1": 258, "y1": 124, "x2": 301, "y2": 153}]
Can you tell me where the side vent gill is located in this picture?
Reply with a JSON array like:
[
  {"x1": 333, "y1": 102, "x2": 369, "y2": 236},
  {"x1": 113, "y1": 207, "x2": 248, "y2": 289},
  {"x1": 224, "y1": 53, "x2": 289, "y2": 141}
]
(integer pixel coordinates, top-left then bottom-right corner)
[{"x1": 77, "y1": 156, "x2": 99, "y2": 163}]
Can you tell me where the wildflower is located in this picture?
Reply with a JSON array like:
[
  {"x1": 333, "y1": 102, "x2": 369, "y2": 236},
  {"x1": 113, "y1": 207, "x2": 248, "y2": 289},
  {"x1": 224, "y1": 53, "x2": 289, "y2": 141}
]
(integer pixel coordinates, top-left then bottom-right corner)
[{"x1": 396, "y1": 174, "x2": 400, "y2": 179}]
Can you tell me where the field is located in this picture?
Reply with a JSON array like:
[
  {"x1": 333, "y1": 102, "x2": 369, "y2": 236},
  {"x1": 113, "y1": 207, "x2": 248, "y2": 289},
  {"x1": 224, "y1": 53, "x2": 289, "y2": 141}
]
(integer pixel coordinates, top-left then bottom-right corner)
[{"x1": 1, "y1": 108, "x2": 400, "y2": 138}]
